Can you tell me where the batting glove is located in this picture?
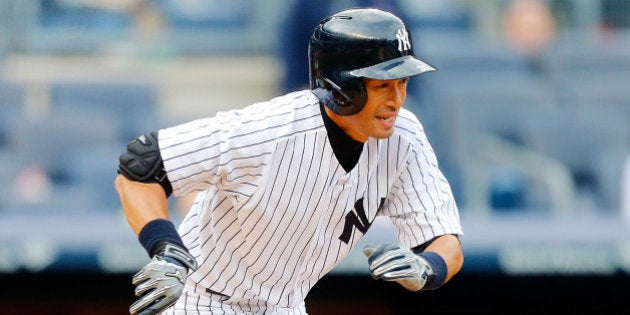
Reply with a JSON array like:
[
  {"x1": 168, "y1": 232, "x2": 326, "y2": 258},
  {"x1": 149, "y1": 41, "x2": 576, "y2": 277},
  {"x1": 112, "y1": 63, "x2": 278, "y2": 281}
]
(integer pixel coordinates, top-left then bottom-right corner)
[
  {"x1": 363, "y1": 243, "x2": 436, "y2": 291},
  {"x1": 130, "y1": 243, "x2": 197, "y2": 315}
]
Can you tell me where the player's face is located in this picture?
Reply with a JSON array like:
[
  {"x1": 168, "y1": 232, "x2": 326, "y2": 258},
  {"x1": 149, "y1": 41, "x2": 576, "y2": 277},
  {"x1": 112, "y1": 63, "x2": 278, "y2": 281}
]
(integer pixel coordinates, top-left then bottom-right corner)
[{"x1": 343, "y1": 77, "x2": 409, "y2": 142}]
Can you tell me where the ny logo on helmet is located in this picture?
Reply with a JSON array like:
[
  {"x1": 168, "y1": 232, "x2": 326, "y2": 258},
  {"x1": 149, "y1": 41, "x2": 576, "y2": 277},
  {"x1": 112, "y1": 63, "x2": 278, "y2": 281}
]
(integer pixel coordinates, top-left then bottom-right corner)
[{"x1": 396, "y1": 29, "x2": 411, "y2": 52}]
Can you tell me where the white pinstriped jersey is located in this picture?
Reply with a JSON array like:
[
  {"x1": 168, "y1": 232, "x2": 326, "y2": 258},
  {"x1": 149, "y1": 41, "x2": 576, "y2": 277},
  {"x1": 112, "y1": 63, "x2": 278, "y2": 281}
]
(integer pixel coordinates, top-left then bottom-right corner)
[{"x1": 159, "y1": 90, "x2": 463, "y2": 314}]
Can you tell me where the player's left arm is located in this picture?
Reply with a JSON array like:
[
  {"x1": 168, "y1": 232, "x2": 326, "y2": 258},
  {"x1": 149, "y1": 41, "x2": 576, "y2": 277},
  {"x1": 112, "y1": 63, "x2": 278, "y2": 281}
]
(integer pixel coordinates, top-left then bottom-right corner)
[
  {"x1": 363, "y1": 234, "x2": 463, "y2": 291},
  {"x1": 115, "y1": 131, "x2": 197, "y2": 315},
  {"x1": 365, "y1": 117, "x2": 464, "y2": 291}
]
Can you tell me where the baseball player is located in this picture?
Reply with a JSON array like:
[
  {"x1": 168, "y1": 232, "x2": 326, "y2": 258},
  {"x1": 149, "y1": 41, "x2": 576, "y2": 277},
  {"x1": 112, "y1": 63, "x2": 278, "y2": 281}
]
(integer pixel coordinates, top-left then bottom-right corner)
[{"x1": 115, "y1": 7, "x2": 464, "y2": 315}]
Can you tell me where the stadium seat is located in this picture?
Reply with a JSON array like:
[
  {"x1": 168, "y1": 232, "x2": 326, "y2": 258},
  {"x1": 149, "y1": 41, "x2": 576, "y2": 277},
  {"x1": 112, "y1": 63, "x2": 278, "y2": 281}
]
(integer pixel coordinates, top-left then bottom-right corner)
[
  {"x1": 527, "y1": 72, "x2": 630, "y2": 211},
  {"x1": 57, "y1": 142, "x2": 125, "y2": 209},
  {"x1": 437, "y1": 72, "x2": 574, "y2": 214},
  {"x1": 0, "y1": 81, "x2": 26, "y2": 148},
  {"x1": 4, "y1": 104, "x2": 124, "y2": 212},
  {"x1": 49, "y1": 81, "x2": 161, "y2": 144}
]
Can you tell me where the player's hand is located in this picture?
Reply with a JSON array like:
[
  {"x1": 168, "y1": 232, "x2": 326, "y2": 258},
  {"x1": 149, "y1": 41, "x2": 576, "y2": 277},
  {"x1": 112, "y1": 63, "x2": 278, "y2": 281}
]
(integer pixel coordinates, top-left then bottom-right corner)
[
  {"x1": 363, "y1": 243, "x2": 435, "y2": 291},
  {"x1": 129, "y1": 243, "x2": 197, "y2": 315}
]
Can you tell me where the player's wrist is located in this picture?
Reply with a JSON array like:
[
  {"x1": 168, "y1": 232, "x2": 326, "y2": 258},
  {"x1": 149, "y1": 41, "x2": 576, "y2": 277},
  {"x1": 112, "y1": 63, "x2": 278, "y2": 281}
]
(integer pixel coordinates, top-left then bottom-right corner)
[
  {"x1": 416, "y1": 252, "x2": 447, "y2": 291},
  {"x1": 138, "y1": 219, "x2": 188, "y2": 258}
]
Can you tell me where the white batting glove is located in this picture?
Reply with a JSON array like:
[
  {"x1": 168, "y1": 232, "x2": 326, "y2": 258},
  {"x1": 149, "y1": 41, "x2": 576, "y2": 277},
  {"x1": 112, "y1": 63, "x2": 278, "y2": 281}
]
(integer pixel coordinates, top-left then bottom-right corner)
[
  {"x1": 130, "y1": 243, "x2": 197, "y2": 315},
  {"x1": 363, "y1": 243, "x2": 436, "y2": 291}
]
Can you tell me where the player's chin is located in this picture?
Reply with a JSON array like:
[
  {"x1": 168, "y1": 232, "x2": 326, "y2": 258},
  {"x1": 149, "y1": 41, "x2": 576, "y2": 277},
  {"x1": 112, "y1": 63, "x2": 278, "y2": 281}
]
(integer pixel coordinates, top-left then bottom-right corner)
[{"x1": 370, "y1": 128, "x2": 395, "y2": 139}]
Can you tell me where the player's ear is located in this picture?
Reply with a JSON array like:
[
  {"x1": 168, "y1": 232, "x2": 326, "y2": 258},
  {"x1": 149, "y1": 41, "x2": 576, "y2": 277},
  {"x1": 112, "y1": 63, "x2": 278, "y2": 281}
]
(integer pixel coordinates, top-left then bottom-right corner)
[{"x1": 315, "y1": 73, "x2": 367, "y2": 116}]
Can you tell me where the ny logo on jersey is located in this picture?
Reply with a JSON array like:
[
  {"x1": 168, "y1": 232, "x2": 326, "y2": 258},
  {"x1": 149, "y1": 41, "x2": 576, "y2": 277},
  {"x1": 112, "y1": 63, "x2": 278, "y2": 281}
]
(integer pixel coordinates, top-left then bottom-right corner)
[
  {"x1": 338, "y1": 198, "x2": 385, "y2": 244},
  {"x1": 396, "y1": 29, "x2": 411, "y2": 52}
]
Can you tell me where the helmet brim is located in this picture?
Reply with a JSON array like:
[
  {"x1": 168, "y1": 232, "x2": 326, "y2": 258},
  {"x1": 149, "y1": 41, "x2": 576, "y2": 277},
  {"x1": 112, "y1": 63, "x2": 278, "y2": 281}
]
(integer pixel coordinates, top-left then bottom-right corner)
[{"x1": 349, "y1": 55, "x2": 436, "y2": 80}]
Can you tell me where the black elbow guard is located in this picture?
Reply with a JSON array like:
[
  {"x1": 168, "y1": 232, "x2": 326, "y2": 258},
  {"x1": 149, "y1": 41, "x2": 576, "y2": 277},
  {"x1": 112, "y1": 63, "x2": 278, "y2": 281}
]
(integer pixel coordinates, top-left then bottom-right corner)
[{"x1": 118, "y1": 131, "x2": 173, "y2": 197}]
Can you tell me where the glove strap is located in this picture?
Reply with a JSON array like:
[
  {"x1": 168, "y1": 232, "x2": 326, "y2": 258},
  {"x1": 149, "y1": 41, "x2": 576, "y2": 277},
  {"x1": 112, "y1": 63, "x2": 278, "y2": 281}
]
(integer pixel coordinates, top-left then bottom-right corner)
[{"x1": 160, "y1": 242, "x2": 198, "y2": 270}]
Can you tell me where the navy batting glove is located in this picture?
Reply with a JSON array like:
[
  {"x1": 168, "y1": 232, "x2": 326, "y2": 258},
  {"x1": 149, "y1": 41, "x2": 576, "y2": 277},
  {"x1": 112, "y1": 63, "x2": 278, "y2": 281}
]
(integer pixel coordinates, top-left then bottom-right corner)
[{"x1": 130, "y1": 243, "x2": 197, "y2": 315}]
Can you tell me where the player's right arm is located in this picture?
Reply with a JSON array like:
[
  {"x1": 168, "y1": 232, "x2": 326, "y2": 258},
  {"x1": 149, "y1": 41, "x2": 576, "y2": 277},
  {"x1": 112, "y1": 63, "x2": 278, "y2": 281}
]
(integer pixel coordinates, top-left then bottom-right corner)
[
  {"x1": 115, "y1": 131, "x2": 197, "y2": 315},
  {"x1": 115, "y1": 175, "x2": 169, "y2": 234}
]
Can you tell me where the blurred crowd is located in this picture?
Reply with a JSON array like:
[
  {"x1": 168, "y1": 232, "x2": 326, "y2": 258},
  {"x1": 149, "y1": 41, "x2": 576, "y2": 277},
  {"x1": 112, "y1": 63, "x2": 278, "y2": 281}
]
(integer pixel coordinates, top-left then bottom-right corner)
[{"x1": 0, "y1": 0, "x2": 629, "y2": 219}]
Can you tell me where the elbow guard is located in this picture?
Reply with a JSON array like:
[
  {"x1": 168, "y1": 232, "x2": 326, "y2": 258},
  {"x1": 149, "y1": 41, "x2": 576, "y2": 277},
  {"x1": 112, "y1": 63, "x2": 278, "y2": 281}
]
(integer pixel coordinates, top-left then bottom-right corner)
[{"x1": 118, "y1": 131, "x2": 173, "y2": 197}]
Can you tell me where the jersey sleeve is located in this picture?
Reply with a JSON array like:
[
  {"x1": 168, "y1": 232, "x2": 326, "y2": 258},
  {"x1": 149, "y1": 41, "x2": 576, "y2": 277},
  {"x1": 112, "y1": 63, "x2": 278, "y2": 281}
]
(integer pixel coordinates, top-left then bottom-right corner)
[
  {"x1": 381, "y1": 117, "x2": 464, "y2": 248},
  {"x1": 158, "y1": 115, "x2": 227, "y2": 197},
  {"x1": 158, "y1": 107, "x2": 277, "y2": 199}
]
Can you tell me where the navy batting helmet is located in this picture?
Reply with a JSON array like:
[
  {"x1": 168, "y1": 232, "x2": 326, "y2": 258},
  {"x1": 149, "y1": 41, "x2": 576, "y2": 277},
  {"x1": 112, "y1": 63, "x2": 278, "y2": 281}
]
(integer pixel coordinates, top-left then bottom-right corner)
[{"x1": 309, "y1": 8, "x2": 436, "y2": 115}]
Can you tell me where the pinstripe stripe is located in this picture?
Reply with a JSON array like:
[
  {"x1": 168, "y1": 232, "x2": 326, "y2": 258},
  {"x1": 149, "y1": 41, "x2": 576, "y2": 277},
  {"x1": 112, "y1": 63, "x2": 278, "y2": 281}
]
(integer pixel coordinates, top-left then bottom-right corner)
[{"x1": 158, "y1": 90, "x2": 463, "y2": 314}]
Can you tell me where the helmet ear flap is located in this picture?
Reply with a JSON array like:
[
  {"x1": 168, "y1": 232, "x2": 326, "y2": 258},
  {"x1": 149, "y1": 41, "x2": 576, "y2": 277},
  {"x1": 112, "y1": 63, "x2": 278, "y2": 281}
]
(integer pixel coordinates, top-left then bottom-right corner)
[{"x1": 318, "y1": 73, "x2": 367, "y2": 115}]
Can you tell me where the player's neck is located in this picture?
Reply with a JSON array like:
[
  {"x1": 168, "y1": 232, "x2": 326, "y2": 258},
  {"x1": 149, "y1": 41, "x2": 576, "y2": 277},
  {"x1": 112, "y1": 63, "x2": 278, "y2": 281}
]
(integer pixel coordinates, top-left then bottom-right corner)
[{"x1": 323, "y1": 106, "x2": 368, "y2": 143}]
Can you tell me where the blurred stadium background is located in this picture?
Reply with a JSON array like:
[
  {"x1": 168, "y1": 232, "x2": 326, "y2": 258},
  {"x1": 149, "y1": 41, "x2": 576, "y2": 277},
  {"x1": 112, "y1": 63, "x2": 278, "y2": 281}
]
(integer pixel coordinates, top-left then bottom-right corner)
[{"x1": 0, "y1": 0, "x2": 629, "y2": 314}]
